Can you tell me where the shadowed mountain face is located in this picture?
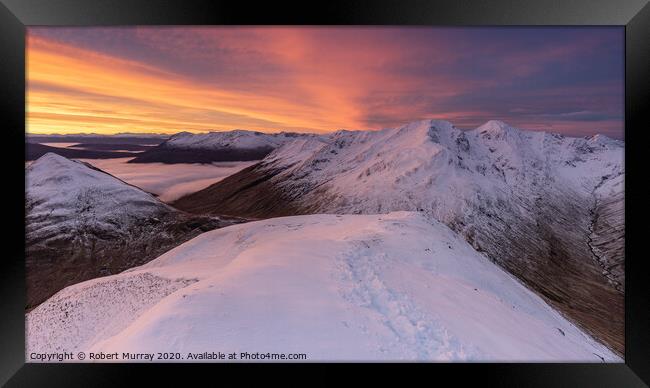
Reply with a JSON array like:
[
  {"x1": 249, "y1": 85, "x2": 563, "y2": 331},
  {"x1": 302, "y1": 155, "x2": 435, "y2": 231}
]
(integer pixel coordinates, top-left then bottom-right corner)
[
  {"x1": 127, "y1": 144, "x2": 275, "y2": 164},
  {"x1": 128, "y1": 130, "x2": 321, "y2": 164},
  {"x1": 172, "y1": 164, "x2": 305, "y2": 218},
  {"x1": 25, "y1": 153, "x2": 244, "y2": 309},
  {"x1": 173, "y1": 119, "x2": 625, "y2": 355}
]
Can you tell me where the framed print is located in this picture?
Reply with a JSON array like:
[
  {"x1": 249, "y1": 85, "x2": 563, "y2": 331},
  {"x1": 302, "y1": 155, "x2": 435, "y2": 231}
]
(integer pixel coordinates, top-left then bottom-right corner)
[{"x1": 1, "y1": 0, "x2": 648, "y2": 386}]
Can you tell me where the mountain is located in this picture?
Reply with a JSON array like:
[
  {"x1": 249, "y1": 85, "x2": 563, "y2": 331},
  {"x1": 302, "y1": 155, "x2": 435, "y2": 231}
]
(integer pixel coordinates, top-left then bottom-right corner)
[
  {"x1": 25, "y1": 153, "x2": 241, "y2": 309},
  {"x1": 173, "y1": 119, "x2": 625, "y2": 354},
  {"x1": 128, "y1": 129, "x2": 321, "y2": 164},
  {"x1": 26, "y1": 212, "x2": 619, "y2": 361},
  {"x1": 26, "y1": 133, "x2": 168, "y2": 145},
  {"x1": 26, "y1": 142, "x2": 139, "y2": 161},
  {"x1": 68, "y1": 143, "x2": 155, "y2": 152}
]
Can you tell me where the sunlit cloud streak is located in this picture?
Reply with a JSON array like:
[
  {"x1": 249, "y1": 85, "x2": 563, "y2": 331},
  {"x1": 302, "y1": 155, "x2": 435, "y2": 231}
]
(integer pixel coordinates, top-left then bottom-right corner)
[{"x1": 27, "y1": 27, "x2": 624, "y2": 138}]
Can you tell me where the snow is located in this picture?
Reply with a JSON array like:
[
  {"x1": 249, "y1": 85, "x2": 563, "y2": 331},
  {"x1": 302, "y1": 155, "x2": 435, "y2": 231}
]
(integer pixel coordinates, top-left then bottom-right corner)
[
  {"x1": 26, "y1": 153, "x2": 172, "y2": 243},
  {"x1": 183, "y1": 119, "x2": 625, "y2": 357},
  {"x1": 25, "y1": 121, "x2": 624, "y2": 362},
  {"x1": 77, "y1": 157, "x2": 256, "y2": 202},
  {"x1": 165, "y1": 129, "x2": 319, "y2": 150},
  {"x1": 27, "y1": 153, "x2": 167, "y2": 216},
  {"x1": 255, "y1": 119, "x2": 623, "y2": 261},
  {"x1": 265, "y1": 119, "x2": 623, "y2": 200},
  {"x1": 27, "y1": 273, "x2": 196, "y2": 354},
  {"x1": 27, "y1": 212, "x2": 619, "y2": 362}
]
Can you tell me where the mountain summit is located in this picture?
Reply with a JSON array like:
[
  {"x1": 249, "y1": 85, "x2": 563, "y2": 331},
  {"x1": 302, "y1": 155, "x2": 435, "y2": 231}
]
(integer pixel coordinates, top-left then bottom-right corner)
[
  {"x1": 173, "y1": 119, "x2": 625, "y2": 354},
  {"x1": 26, "y1": 153, "x2": 237, "y2": 309}
]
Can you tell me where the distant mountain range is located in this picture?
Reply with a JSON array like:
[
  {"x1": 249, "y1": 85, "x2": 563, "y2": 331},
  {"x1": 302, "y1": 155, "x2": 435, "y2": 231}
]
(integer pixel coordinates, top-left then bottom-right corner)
[
  {"x1": 128, "y1": 130, "x2": 321, "y2": 164},
  {"x1": 26, "y1": 134, "x2": 167, "y2": 160},
  {"x1": 172, "y1": 119, "x2": 625, "y2": 354},
  {"x1": 27, "y1": 133, "x2": 169, "y2": 144},
  {"x1": 26, "y1": 143, "x2": 141, "y2": 161}
]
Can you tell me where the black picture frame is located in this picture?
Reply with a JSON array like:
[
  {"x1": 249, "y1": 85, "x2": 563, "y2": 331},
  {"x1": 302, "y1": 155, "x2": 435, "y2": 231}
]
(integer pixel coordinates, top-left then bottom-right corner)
[{"x1": 1, "y1": 0, "x2": 648, "y2": 386}]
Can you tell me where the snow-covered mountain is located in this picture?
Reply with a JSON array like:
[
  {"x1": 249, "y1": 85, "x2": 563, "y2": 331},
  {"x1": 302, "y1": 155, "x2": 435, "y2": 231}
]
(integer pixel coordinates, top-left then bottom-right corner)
[
  {"x1": 26, "y1": 212, "x2": 619, "y2": 362},
  {"x1": 129, "y1": 129, "x2": 320, "y2": 164},
  {"x1": 25, "y1": 153, "x2": 239, "y2": 309},
  {"x1": 173, "y1": 119, "x2": 625, "y2": 354}
]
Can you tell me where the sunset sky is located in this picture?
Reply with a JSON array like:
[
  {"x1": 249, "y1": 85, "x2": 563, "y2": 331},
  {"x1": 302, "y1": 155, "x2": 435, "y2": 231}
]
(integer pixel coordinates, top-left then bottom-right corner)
[{"x1": 27, "y1": 27, "x2": 624, "y2": 138}]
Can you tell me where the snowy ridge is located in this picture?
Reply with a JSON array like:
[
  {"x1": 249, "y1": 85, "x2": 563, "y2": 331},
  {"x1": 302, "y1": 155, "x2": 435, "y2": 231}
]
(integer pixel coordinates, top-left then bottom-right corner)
[
  {"x1": 128, "y1": 129, "x2": 323, "y2": 163},
  {"x1": 173, "y1": 118, "x2": 625, "y2": 354},
  {"x1": 255, "y1": 119, "x2": 623, "y2": 224},
  {"x1": 165, "y1": 129, "x2": 319, "y2": 151},
  {"x1": 27, "y1": 212, "x2": 619, "y2": 362}
]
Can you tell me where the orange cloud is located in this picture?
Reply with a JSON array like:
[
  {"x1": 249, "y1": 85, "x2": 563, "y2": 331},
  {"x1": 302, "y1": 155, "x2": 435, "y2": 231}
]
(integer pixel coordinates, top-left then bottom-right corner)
[
  {"x1": 27, "y1": 27, "x2": 623, "y2": 138},
  {"x1": 27, "y1": 33, "x2": 372, "y2": 134}
]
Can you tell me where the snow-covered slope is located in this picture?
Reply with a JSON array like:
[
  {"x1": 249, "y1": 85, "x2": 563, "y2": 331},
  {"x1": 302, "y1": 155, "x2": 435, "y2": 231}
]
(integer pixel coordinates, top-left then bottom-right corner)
[
  {"x1": 129, "y1": 130, "x2": 320, "y2": 164},
  {"x1": 165, "y1": 130, "x2": 311, "y2": 150},
  {"x1": 25, "y1": 153, "x2": 236, "y2": 309},
  {"x1": 27, "y1": 153, "x2": 174, "y2": 234},
  {"x1": 173, "y1": 119, "x2": 625, "y2": 354},
  {"x1": 27, "y1": 212, "x2": 619, "y2": 362}
]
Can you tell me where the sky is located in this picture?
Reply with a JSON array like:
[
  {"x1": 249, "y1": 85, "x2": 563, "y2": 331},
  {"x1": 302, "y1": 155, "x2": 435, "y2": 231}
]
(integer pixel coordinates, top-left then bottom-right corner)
[{"x1": 27, "y1": 27, "x2": 624, "y2": 139}]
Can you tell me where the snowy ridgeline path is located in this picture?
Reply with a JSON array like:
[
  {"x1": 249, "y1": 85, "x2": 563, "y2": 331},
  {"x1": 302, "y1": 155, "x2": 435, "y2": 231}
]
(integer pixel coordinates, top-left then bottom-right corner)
[{"x1": 27, "y1": 212, "x2": 619, "y2": 362}]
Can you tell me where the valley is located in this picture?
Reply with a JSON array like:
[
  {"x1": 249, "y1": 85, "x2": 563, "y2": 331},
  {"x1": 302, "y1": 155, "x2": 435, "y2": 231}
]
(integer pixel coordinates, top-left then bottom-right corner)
[{"x1": 25, "y1": 120, "x2": 625, "y2": 359}]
